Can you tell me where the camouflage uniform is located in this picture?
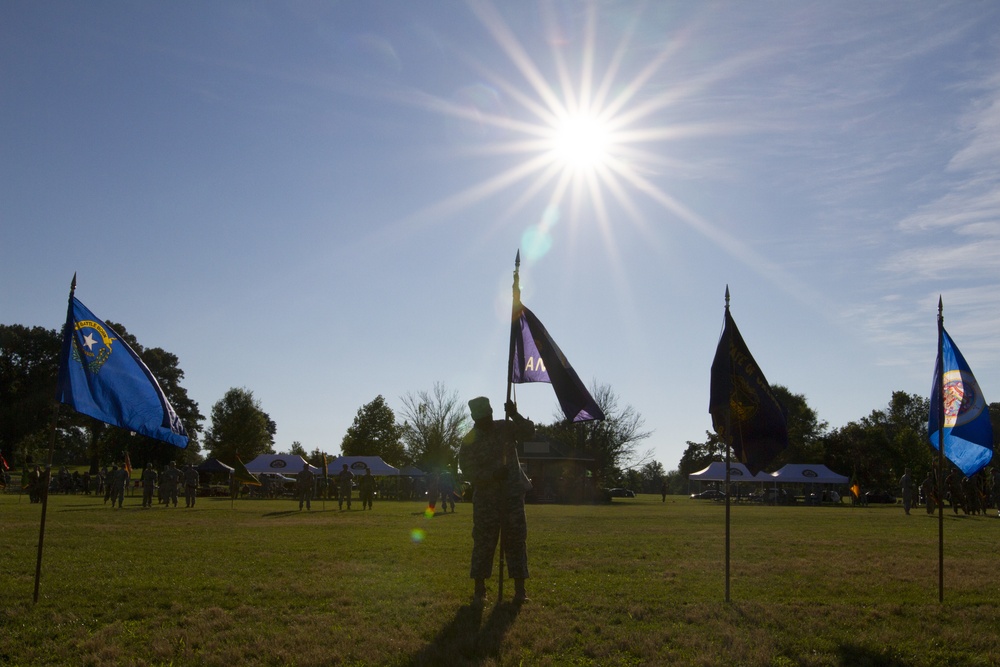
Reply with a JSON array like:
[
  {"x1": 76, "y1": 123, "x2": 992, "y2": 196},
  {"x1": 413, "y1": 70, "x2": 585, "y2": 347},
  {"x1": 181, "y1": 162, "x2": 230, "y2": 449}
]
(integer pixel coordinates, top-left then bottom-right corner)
[
  {"x1": 162, "y1": 463, "x2": 183, "y2": 507},
  {"x1": 297, "y1": 465, "x2": 315, "y2": 510},
  {"x1": 458, "y1": 404, "x2": 534, "y2": 582},
  {"x1": 140, "y1": 464, "x2": 158, "y2": 508},
  {"x1": 337, "y1": 465, "x2": 354, "y2": 510},
  {"x1": 439, "y1": 471, "x2": 455, "y2": 513},
  {"x1": 358, "y1": 470, "x2": 375, "y2": 510},
  {"x1": 110, "y1": 465, "x2": 129, "y2": 508},
  {"x1": 183, "y1": 465, "x2": 199, "y2": 508}
]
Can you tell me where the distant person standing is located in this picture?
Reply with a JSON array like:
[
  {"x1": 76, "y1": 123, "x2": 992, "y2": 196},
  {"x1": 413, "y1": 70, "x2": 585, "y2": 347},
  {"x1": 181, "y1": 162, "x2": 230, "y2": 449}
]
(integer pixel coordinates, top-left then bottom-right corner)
[
  {"x1": 337, "y1": 464, "x2": 354, "y2": 510},
  {"x1": 899, "y1": 468, "x2": 912, "y2": 515},
  {"x1": 661, "y1": 479, "x2": 668, "y2": 503},
  {"x1": 183, "y1": 464, "x2": 199, "y2": 508},
  {"x1": 140, "y1": 463, "x2": 158, "y2": 509},
  {"x1": 439, "y1": 470, "x2": 455, "y2": 513},
  {"x1": 109, "y1": 463, "x2": 129, "y2": 508},
  {"x1": 162, "y1": 462, "x2": 183, "y2": 507},
  {"x1": 992, "y1": 468, "x2": 1000, "y2": 518},
  {"x1": 459, "y1": 397, "x2": 535, "y2": 605},
  {"x1": 358, "y1": 468, "x2": 375, "y2": 510},
  {"x1": 297, "y1": 462, "x2": 315, "y2": 511},
  {"x1": 921, "y1": 472, "x2": 936, "y2": 514},
  {"x1": 426, "y1": 472, "x2": 440, "y2": 514}
]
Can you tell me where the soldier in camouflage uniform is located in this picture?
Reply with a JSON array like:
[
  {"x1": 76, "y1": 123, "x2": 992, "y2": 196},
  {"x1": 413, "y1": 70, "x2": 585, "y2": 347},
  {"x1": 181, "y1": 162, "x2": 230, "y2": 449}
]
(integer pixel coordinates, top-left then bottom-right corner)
[
  {"x1": 358, "y1": 468, "x2": 375, "y2": 510},
  {"x1": 183, "y1": 464, "x2": 199, "y2": 508},
  {"x1": 458, "y1": 396, "x2": 534, "y2": 605},
  {"x1": 140, "y1": 463, "x2": 157, "y2": 509},
  {"x1": 162, "y1": 462, "x2": 183, "y2": 507},
  {"x1": 297, "y1": 462, "x2": 315, "y2": 511},
  {"x1": 337, "y1": 464, "x2": 354, "y2": 510},
  {"x1": 109, "y1": 463, "x2": 129, "y2": 508}
]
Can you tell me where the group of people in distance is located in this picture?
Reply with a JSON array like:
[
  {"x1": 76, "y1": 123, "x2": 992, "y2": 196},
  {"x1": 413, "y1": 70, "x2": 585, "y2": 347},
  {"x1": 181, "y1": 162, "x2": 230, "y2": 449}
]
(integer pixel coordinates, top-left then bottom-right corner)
[
  {"x1": 900, "y1": 466, "x2": 1000, "y2": 517},
  {"x1": 13, "y1": 393, "x2": 537, "y2": 605},
  {"x1": 292, "y1": 462, "x2": 375, "y2": 511}
]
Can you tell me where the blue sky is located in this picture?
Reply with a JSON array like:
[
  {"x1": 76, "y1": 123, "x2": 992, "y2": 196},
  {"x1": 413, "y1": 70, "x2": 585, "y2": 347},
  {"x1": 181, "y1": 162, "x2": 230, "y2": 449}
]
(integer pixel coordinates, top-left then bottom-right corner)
[{"x1": 3, "y1": 1, "x2": 999, "y2": 472}]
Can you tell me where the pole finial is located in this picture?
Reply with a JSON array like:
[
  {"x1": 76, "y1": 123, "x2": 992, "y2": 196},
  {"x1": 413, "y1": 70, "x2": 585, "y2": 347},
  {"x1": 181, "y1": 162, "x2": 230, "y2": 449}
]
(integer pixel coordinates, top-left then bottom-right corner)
[{"x1": 724, "y1": 285, "x2": 730, "y2": 310}]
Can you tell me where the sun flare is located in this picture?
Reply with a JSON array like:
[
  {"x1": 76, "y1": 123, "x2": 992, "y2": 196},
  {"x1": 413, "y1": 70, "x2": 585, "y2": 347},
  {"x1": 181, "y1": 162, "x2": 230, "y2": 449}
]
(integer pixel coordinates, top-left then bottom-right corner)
[{"x1": 548, "y1": 112, "x2": 614, "y2": 172}]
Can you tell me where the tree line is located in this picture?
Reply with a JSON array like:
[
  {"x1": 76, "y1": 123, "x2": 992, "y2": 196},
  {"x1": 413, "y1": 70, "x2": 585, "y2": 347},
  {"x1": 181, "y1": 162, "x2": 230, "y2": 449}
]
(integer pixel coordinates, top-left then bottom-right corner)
[
  {"x1": 9, "y1": 320, "x2": 989, "y2": 495},
  {"x1": 0, "y1": 323, "x2": 651, "y2": 485},
  {"x1": 672, "y1": 385, "x2": 1000, "y2": 495}
]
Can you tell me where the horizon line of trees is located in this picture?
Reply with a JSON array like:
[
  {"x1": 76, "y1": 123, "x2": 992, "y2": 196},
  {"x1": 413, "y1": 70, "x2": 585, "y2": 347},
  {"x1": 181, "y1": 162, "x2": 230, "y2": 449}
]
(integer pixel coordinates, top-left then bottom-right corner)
[
  {"x1": 1, "y1": 323, "x2": 652, "y2": 485},
  {"x1": 7, "y1": 321, "x2": 995, "y2": 495}
]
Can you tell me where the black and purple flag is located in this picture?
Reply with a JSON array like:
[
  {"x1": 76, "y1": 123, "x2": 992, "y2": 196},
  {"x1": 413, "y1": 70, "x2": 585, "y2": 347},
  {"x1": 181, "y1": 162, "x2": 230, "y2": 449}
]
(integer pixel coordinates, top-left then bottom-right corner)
[
  {"x1": 510, "y1": 303, "x2": 604, "y2": 423},
  {"x1": 709, "y1": 308, "x2": 788, "y2": 475}
]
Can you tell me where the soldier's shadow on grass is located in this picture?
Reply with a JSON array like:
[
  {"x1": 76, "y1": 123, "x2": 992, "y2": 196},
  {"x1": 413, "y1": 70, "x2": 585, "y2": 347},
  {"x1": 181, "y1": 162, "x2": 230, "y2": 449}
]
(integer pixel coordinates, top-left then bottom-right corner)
[
  {"x1": 836, "y1": 641, "x2": 913, "y2": 667},
  {"x1": 402, "y1": 600, "x2": 521, "y2": 667}
]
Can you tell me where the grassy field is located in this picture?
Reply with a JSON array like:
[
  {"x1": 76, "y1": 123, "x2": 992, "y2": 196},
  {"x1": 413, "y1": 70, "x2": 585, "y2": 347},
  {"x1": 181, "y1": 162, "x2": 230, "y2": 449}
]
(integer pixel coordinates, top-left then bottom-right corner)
[{"x1": 1, "y1": 490, "x2": 999, "y2": 666}]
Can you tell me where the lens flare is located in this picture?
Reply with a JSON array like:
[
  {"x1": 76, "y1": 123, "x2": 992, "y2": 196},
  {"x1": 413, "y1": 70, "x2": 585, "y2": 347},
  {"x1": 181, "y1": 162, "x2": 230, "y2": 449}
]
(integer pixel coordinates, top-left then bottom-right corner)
[{"x1": 410, "y1": 528, "x2": 426, "y2": 543}]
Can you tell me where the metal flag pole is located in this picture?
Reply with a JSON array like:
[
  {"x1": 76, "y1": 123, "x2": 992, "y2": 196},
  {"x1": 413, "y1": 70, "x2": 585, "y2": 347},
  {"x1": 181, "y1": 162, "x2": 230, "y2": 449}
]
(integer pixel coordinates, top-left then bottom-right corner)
[
  {"x1": 499, "y1": 250, "x2": 521, "y2": 603},
  {"x1": 937, "y1": 296, "x2": 945, "y2": 603},
  {"x1": 34, "y1": 274, "x2": 75, "y2": 603},
  {"x1": 723, "y1": 286, "x2": 732, "y2": 604}
]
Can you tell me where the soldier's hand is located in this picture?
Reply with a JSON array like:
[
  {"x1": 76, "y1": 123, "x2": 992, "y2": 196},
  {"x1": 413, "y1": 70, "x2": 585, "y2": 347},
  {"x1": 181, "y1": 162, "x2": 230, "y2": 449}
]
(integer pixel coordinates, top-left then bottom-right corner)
[{"x1": 505, "y1": 401, "x2": 517, "y2": 419}]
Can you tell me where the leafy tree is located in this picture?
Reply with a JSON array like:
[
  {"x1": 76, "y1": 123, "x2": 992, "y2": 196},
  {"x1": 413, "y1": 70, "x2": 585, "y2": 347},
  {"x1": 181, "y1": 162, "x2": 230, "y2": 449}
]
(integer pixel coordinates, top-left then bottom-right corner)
[
  {"x1": 203, "y1": 388, "x2": 275, "y2": 464},
  {"x1": 676, "y1": 431, "x2": 728, "y2": 480},
  {"x1": 543, "y1": 382, "x2": 652, "y2": 486},
  {"x1": 0, "y1": 321, "x2": 203, "y2": 471},
  {"x1": 0, "y1": 325, "x2": 62, "y2": 467},
  {"x1": 99, "y1": 321, "x2": 205, "y2": 470},
  {"x1": 822, "y1": 391, "x2": 931, "y2": 492},
  {"x1": 767, "y1": 385, "x2": 828, "y2": 467},
  {"x1": 400, "y1": 382, "x2": 468, "y2": 472},
  {"x1": 341, "y1": 395, "x2": 405, "y2": 466},
  {"x1": 635, "y1": 460, "x2": 667, "y2": 493},
  {"x1": 287, "y1": 441, "x2": 306, "y2": 457}
]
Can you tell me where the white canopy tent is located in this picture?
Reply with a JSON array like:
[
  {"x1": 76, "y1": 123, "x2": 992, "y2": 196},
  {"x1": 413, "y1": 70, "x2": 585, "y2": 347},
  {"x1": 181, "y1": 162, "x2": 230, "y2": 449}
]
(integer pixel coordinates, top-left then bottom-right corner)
[
  {"x1": 244, "y1": 454, "x2": 321, "y2": 475},
  {"x1": 326, "y1": 456, "x2": 400, "y2": 477},
  {"x1": 769, "y1": 464, "x2": 849, "y2": 485},
  {"x1": 688, "y1": 462, "x2": 773, "y2": 482}
]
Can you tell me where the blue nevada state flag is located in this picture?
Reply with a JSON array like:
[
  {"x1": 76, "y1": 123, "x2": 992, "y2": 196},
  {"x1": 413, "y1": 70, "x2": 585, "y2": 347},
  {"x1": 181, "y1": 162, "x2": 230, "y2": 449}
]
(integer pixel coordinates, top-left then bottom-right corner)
[
  {"x1": 929, "y1": 327, "x2": 992, "y2": 477},
  {"x1": 511, "y1": 303, "x2": 604, "y2": 423},
  {"x1": 56, "y1": 296, "x2": 189, "y2": 448}
]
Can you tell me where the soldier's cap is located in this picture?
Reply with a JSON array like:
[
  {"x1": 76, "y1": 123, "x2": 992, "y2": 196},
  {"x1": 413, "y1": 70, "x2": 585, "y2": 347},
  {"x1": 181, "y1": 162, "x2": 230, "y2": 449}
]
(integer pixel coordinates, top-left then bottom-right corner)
[{"x1": 468, "y1": 396, "x2": 492, "y2": 420}]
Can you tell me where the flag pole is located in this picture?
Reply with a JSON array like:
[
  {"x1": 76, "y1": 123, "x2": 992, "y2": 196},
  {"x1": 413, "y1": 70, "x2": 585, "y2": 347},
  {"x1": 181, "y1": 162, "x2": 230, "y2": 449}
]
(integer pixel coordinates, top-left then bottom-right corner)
[
  {"x1": 723, "y1": 286, "x2": 732, "y2": 604},
  {"x1": 499, "y1": 250, "x2": 521, "y2": 603},
  {"x1": 937, "y1": 296, "x2": 945, "y2": 603},
  {"x1": 34, "y1": 274, "x2": 76, "y2": 603}
]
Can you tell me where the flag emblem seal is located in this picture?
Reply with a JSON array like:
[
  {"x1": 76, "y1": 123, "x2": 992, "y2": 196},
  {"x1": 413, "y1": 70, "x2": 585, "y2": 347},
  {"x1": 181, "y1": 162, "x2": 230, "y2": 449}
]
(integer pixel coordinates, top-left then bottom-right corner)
[
  {"x1": 71, "y1": 319, "x2": 115, "y2": 373},
  {"x1": 942, "y1": 370, "x2": 985, "y2": 428}
]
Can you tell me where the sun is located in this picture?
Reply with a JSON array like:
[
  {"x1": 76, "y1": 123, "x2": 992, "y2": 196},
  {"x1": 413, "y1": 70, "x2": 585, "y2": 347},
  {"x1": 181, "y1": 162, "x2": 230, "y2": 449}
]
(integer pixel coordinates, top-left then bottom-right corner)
[{"x1": 548, "y1": 112, "x2": 614, "y2": 172}]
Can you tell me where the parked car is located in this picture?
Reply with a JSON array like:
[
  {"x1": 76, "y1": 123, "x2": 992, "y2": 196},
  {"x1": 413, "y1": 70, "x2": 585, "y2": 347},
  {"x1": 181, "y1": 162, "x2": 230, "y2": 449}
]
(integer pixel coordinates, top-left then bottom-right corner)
[
  {"x1": 608, "y1": 488, "x2": 636, "y2": 498},
  {"x1": 690, "y1": 489, "x2": 726, "y2": 500},
  {"x1": 865, "y1": 490, "x2": 896, "y2": 504}
]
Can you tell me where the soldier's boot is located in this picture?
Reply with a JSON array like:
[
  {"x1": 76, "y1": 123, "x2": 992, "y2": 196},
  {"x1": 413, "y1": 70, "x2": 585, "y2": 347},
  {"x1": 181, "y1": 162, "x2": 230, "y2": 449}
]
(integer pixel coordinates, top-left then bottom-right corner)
[
  {"x1": 513, "y1": 579, "x2": 528, "y2": 604},
  {"x1": 473, "y1": 579, "x2": 487, "y2": 605}
]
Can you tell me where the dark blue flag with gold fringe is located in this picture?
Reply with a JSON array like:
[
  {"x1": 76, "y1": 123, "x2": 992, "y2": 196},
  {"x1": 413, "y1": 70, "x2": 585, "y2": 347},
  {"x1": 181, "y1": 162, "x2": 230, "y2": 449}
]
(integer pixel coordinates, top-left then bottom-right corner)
[
  {"x1": 56, "y1": 295, "x2": 189, "y2": 448},
  {"x1": 709, "y1": 306, "x2": 788, "y2": 475},
  {"x1": 929, "y1": 327, "x2": 992, "y2": 477}
]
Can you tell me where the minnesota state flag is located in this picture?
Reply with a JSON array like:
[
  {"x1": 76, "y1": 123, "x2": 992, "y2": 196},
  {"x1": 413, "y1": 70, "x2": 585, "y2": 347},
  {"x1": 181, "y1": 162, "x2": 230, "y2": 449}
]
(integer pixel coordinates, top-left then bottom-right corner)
[
  {"x1": 56, "y1": 296, "x2": 188, "y2": 448},
  {"x1": 929, "y1": 327, "x2": 993, "y2": 477}
]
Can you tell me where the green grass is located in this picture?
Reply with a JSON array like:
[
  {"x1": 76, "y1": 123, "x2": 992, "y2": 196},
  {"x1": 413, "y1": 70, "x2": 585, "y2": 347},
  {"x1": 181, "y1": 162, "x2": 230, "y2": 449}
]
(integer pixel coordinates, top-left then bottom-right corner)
[{"x1": 2, "y1": 492, "x2": 999, "y2": 666}]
